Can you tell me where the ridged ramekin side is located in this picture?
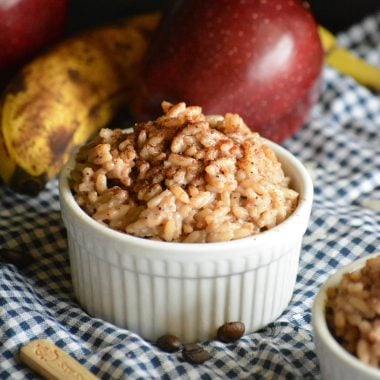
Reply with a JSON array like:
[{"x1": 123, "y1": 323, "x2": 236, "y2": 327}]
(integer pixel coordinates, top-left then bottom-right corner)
[{"x1": 64, "y1": 217, "x2": 302, "y2": 342}]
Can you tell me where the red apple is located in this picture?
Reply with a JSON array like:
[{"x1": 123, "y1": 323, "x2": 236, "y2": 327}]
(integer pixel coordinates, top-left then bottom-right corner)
[
  {"x1": 135, "y1": 0, "x2": 324, "y2": 143},
  {"x1": 0, "y1": 0, "x2": 68, "y2": 83}
]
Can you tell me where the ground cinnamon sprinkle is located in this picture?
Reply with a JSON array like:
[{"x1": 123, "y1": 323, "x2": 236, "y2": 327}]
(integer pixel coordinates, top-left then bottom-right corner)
[{"x1": 70, "y1": 101, "x2": 298, "y2": 243}]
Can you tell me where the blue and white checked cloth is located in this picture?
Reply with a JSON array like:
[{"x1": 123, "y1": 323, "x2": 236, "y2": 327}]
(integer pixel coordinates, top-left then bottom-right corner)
[{"x1": 1, "y1": 12, "x2": 380, "y2": 379}]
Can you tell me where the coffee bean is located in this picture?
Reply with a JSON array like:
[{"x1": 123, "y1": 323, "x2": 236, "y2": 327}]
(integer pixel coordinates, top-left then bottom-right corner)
[
  {"x1": 217, "y1": 321, "x2": 245, "y2": 343},
  {"x1": 156, "y1": 334, "x2": 182, "y2": 353},
  {"x1": 182, "y1": 343, "x2": 210, "y2": 364},
  {"x1": 0, "y1": 248, "x2": 33, "y2": 269}
]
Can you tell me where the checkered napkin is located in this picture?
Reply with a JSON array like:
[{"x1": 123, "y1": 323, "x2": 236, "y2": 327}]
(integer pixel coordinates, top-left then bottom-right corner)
[{"x1": 1, "y1": 12, "x2": 380, "y2": 380}]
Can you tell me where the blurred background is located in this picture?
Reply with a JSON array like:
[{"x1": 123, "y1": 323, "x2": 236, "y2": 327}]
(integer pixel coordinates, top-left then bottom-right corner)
[{"x1": 66, "y1": 0, "x2": 380, "y2": 34}]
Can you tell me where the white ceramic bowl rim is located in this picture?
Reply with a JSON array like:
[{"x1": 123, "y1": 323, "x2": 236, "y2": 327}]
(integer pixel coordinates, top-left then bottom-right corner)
[
  {"x1": 59, "y1": 139, "x2": 313, "y2": 255},
  {"x1": 313, "y1": 252, "x2": 380, "y2": 377}
]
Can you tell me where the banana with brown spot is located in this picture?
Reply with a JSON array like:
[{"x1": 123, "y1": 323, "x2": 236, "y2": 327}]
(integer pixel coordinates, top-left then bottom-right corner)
[{"x1": 0, "y1": 13, "x2": 159, "y2": 195}]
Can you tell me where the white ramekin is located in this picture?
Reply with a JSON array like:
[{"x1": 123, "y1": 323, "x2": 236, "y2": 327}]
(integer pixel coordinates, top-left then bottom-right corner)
[
  {"x1": 312, "y1": 252, "x2": 380, "y2": 380},
  {"x1": 59, "y1": 139, "x2": 313, "y2": 343}
]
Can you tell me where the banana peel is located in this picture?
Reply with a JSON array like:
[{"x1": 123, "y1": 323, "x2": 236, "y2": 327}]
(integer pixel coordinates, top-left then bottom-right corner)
[
  {"x1": 319, "y1": 26, "x2": 380, "y2": 91},
  {"x1": 0, "y1": 12, "x2": 160, "y2": 195},
  {"x1": 0, "y1": 14, "x2": 378, "y2": 196}
]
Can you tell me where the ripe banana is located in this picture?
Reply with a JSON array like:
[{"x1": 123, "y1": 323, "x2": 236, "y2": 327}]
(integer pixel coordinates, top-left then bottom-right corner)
[
  {"x1": 318, "y1": 26, "x2": 380, "y2": 91},
  {"x1": 0, "y1": 12, "x2": 160, "y2": 195}
]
